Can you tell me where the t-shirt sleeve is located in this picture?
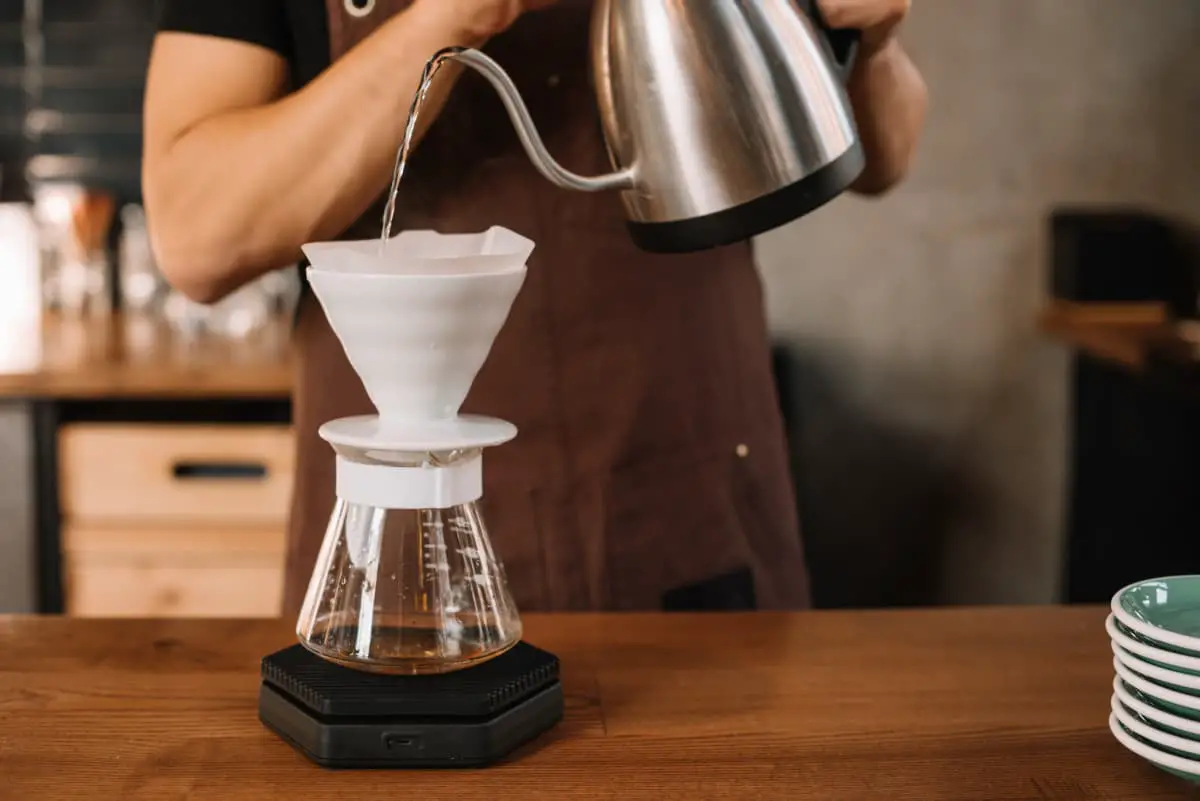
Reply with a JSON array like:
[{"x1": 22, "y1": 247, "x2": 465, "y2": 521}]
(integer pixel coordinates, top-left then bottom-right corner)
[{"x1": 157, "y1": 1, "x2": 291, "y2": 58}]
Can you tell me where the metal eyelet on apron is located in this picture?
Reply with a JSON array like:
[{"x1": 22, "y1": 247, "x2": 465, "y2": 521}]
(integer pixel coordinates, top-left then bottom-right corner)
[{"x1": 344, "y1": 0, "x2": 375, "y2": 18}]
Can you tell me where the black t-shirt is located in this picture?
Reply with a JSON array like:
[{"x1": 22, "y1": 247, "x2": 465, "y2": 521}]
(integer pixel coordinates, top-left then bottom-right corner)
[{"x1": 157, "y1": 1, "x2": 332, "y2": 90}]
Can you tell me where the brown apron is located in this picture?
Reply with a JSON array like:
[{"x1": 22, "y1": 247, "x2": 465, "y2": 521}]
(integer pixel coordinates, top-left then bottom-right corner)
[{"x1": 284, "y1": 0, "x2": 812, "y2": 616}]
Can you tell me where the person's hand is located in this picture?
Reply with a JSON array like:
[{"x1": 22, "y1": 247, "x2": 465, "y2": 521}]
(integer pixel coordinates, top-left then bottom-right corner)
[
  {"x1": 816, "y1": 0, "x2": 911, "y2": 60},
  {"x1": 437, "y1": 0, "x2": 560, "y2": 42},
  {"x1": 815, "y1": 0, "x2": 924, "y2": 195}
]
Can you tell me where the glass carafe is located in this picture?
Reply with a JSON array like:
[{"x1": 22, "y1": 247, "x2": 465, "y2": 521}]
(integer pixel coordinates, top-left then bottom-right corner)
[{"x1": 296, "y1": 450, "x2": 521, "y2": 675}]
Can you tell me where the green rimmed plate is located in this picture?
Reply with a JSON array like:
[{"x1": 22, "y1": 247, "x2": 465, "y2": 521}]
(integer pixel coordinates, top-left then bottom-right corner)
[
  {"x1": 1110, "y1": 712, "x2": 1200, "y2": 783},
  {"x1": 1108, "y1": 613, "x2": 1200, "y2": 676},
  {"x1": 1113, "y1": 577, "x2": 1200, "y2": 656},
  {"x1": 1113, "y1": 643, "x2": 1200, "y2": 695},
  {"x1": 1115, "y1": 676, "x2": 1200, "y2": 740},
  {"x1": 1113, "y1": 694, "x2": 1200, "y2": 757},
  {"x1": 1113, "y1": 657, "x2": 1200, "y2": 720}
]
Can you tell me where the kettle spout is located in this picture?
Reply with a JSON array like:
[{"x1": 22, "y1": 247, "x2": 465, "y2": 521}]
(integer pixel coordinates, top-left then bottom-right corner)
[{"x1": 439, "y1": 47, "x2": 635, "y2": 193}]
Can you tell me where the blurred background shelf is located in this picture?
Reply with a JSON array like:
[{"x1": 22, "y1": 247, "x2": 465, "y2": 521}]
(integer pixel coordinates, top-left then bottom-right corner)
[
  {"x1": 0, "y1": 310, "x2": 294, "y2": 617},
  {"x1": 1039, "y1": 301, "x2": 1170, "y2": 371},
  {"x1": 1039, "y1": 301, "x2": 1200, "y2": 386},
  {"x1": 0, "y1": 312, "x2": 294, "y2": 400}
]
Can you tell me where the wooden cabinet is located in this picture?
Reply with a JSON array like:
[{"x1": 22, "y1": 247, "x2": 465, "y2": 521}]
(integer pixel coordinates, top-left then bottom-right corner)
[
  {"x1": 63, "y1": 526, "x2": 286, "y2": 618},
  {"x1": 57, "y1": 424, "x2": 294, "y2": 618}
]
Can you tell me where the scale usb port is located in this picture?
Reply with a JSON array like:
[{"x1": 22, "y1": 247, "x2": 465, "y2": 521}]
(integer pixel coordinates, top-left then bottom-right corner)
[{"x1": 383, "y1": 733, "x2": 421, "y2": 751}]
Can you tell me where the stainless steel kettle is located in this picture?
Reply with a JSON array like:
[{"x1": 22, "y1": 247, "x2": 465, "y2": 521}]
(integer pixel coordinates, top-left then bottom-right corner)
[{"x1": 445, "y1": 0, "x2": 863, "y2": 254}]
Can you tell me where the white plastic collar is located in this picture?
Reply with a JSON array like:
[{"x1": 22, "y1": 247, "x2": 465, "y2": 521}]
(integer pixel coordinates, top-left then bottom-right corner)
[{"x1": 335, "y1": 454, "x2": 482, "y2": 509}]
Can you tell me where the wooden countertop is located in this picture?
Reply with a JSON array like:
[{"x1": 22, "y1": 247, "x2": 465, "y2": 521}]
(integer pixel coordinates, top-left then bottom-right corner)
[
  {"x1": 0, "y1": 607, "x2": 1190, "y2": 799},
  {"x1": 0, "y1": 312, "x2": 294, "y2": 400}
]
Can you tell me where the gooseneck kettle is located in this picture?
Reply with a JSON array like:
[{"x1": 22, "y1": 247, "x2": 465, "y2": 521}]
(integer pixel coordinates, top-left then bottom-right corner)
[{"x1": 441, "y1": 0, "x2": 863, "y2": 254}]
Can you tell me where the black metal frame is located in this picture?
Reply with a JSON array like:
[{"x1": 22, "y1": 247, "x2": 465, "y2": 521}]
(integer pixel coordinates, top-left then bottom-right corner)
[
  {"x1": 31, "y1": 401, "x2": 62, "y2": 613},
  {"x1": 1060, "y1": 356, "x2": 1200, "y2": 603}
]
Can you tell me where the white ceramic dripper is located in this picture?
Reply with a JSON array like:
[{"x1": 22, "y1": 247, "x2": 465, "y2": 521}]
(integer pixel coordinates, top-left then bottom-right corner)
[
  {"x1": 303, "y1": 226, "x2": 533, "y2": 424},
  {"x1": 295, "y1": 227, "x2": 534, "y2": 675}
]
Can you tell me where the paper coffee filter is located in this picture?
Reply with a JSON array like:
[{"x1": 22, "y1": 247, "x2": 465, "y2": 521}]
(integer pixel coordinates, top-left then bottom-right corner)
[{"x1": 302, "y1": 226, "x2": 534, "y2": 276}]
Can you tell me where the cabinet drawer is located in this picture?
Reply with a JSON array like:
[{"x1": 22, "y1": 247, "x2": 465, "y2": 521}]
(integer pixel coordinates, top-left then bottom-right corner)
[
  {"x1": 63, "y1": 525, "x2": 285, "y2": 618},
  {"x1": 65, "y1": 559, "x2": 284, "y2": 618},
  {"x1": 59, "y1": 424, "x2": 294, "y2": 526}
]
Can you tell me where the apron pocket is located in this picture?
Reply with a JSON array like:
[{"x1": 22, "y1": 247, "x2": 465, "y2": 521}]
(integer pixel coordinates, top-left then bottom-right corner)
[{"x1": 601, "y1": 452, "x2": 759, "y2": 611}]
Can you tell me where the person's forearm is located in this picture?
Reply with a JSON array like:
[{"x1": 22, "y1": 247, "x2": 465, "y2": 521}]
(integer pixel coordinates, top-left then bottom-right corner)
[
  {"x1": 147, "y1": 1, "x2": 483, "y2": 302},
  {"x1": 847, "y1": 38, "x2": 927, "y2": 196}
]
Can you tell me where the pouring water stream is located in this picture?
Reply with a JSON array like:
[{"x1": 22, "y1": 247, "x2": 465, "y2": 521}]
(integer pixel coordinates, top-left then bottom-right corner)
[
  {"x1": 378, "y1": 46, "x2": 635, "y2": 252},
  {"x1": 379, "y1": 47, "x2": 464, "y2": 251}
]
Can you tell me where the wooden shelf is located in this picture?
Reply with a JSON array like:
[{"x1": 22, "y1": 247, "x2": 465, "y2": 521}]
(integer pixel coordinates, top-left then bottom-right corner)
[
  {"x1": 1039, "y1": 301, "x2": 1195, "y2": 369},
  {"x1": 0, "y1": 311, "x2": 294, "y2": 400}
]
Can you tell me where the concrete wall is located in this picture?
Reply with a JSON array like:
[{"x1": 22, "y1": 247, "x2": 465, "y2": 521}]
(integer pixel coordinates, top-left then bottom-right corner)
[
  {"x1": 0, "y1": 402, "x2": 34, "y2": 613},
  {"x1": 756, "y1": 0, "x2": 1200, "y2": 607}
]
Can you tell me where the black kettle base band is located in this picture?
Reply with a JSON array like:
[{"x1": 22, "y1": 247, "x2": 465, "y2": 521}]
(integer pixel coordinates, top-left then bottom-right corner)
[{"x1": 627, "y1": 141, "x2": 867, "y2": 255}]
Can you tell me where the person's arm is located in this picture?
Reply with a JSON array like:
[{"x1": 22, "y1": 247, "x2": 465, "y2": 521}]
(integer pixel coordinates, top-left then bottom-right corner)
[
  {"x1": 144, "y1": 1, "x2": 511, "y2": 304},
  {"x1": 817, "y1": 0, "x2": 927, "y2": 195}
]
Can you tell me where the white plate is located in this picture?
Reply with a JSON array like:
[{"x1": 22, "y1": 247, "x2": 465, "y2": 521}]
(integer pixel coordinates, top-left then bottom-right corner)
[
  {"x1": 1113, "y1": 643, "x2": 1200, "y2": 692},
  {"x1": 1113, "y1": 658, "x2": 1200, "y2": 714},
  {"x1": 1114, "y1": 675, "x2": 1200, "y2": 738},
  {"x1": 1109, "y1": 712, "x2": 1200, "y2": 782},
  {"x1": 1107, "y1": 613, "x2": 1200, "y2": 674},
  {"x1": 1112, "y1": 694, "x2": 1200, "y2": 756}
]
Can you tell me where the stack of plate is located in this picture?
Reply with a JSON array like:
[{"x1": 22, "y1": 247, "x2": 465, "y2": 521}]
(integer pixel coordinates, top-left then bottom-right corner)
[{"x1": 1108, "y1": 576, "x2": 1200, "y2": 782}]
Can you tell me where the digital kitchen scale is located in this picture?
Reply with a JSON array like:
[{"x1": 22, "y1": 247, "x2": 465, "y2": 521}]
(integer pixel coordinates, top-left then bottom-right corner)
[{"x1": 258, "y1": 640, "x2": 564, "y2": 769}]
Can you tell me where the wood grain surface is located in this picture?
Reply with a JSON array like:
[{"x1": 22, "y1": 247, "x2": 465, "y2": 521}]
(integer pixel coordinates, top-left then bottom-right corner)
[
  {"x1": 0, "y1": 607, "x2": 1190, "y2": 800},
  {"x1": 0, "y1": 312, "x2": 293, "y2": 399}
]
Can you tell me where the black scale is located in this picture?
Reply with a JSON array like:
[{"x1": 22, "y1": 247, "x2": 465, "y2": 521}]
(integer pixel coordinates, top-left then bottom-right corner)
[{"x1": 258, "y1": 641, "x2": 564, "y2": 768}]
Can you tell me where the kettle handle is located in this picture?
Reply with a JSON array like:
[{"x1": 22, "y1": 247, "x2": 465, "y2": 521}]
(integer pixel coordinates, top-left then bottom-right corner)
[{"x1": 804, "y1": 0, "x2": 861, "y2": 82}]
